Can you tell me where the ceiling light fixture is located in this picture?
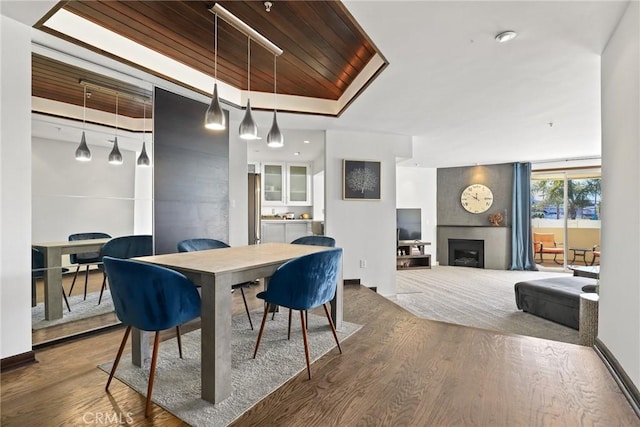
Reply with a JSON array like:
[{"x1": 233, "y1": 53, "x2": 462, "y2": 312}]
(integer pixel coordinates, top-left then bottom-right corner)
[
  {"x1": 239, "y1": 37, "x2": 259, "y2": 140},
  {"x1": 266, "y1": 54, "x2": 284, "y2": 148},
  {"x1": 75, "y1": 84, "x2": 92, "y2": 161},
  {"x1": 495, "y1": 30, "x2": 517, "y2": 43},
  {"x1": 205, "y1": 12, "x2": 226, "y2": 131},
  {"x1": 137, "y1": 102, "x2": 151, "y2": 167},
  {"x1": 108, "y1": 93, "x2": 123, "y2": 165}
]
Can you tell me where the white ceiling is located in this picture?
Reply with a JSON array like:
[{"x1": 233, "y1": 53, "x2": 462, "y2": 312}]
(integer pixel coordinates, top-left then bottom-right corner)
[{"x1": 6, "y1": 1, "x2": 631, "y2": 168}]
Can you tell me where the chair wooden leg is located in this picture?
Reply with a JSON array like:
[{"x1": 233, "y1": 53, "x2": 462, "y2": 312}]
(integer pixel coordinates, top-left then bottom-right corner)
[
  {"x1": 83, "y1": 265, "x2": 90, "y2": 300},
  {"x1": 106, "y1": 325, "x2": 131, "y2": 391},
  {"x1": 300, "y1": 310, "x2": 312, "y2": 380},
  {"x1": 176, "y1": 325, "x2": 183, "y2": 359},
  {"x1": 145, "y1": 331, "x2": 160, "y2": 418},
  {"x1": 323, "y1": 303, "x2": 342, "y2": 353},
  {"x1": 239, "y1": 287, "x2": 254, "y2": 330},
  {"x1": 98, "y1": 274, "x2": 107, "y2": 305},
  {"x1": 287, "y1": 308, "x2": 292, "y2": 340},
  {"x1": 62, "y1": 286, "x2": 71, "y2": 313},
  {"x1": 69, "y1": 265, "x2": 81, "y2": 296},
  {"x1": 253, "y1": 307, "x2": 270, "y2": 359}
]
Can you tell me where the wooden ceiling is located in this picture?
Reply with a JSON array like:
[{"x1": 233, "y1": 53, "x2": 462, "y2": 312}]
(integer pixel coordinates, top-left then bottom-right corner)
[{"x1": 33, "y1": 1, "x2": 382, "y2": 117}]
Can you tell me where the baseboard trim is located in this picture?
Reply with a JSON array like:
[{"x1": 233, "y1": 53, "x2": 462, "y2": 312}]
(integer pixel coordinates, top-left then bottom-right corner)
[
  {"x1": 594, "y1": 338, "x2": 640, "y2": 418},
  {"x1": 344, "y1": 278, "x2": 361, "y2": 285},
  {"x1": 33, "y1": 322, "x2": 124, "y2": 350},
  {"x1": 1, "y1": 351, "x2": 37, "y2": 372}
]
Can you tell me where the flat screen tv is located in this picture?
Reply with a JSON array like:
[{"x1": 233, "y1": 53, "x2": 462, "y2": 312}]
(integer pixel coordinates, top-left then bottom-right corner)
[{"x1": 397, "y1": 208, "x2": 421, "y2": 241}]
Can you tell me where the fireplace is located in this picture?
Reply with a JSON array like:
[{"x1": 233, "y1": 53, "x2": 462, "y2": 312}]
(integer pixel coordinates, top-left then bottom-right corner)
[{"x1": 448, "y1": 239, "x2": 484, "y2": 268}]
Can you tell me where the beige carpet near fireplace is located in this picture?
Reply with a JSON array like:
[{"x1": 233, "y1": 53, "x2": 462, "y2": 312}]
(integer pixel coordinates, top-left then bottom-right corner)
[{"x1": 392, "y1": 265, "x2": 580, "y2": 344}]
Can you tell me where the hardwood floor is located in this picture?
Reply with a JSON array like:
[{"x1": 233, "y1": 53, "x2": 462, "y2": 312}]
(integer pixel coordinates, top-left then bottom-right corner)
[{"x1": 4, "y1": 284, "x2": 638, "y2": 426}]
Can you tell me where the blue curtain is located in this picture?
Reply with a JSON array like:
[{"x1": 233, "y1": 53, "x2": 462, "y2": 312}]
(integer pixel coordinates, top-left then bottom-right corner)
[{"x1": 510, "y1": 162, "x2": 538, "y2": 270}]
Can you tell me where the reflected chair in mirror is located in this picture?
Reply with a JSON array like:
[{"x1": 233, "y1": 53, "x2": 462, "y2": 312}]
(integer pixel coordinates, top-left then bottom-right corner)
[
  {"x1": 591, "y1": 244, "x2": 600, "y2": 266},
  {"x1": 253, "y1": 248, "x2": 343, "y2": 379},
  {"x1": 290, "y1": 235, "x2": 336, "y2": 247},
  {"x1": 97, "y1": 235, "x2": 153, "y2": 305},
  {"x1": 177, "y1": 238, "x2": 255, "y2": 330},
  {"x1": 32, "y1": 248, "x2": 71, "y2": 312},
  {"x1": 68, "y1": 232, "x2": 112, "y2": 300},
  {"x1": 103, "y1": 256, "x2": 201, "y2": 417}
]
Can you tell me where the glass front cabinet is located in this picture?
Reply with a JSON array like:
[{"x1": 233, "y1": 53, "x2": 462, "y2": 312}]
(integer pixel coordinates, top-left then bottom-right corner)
[{"x1": 261, "y1": 162, "x2": 311, "y2": 206}]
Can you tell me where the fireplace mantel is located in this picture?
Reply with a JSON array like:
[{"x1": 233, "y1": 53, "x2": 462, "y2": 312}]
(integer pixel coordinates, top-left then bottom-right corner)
[{"x1": 437, "y1": 225, "x2": 511, "y2": 270}]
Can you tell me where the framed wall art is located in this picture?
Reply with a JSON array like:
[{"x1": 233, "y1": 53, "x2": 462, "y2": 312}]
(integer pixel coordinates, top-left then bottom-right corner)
[{"x1": 343, "y1": 159, "x2": 381, "y2": 200}]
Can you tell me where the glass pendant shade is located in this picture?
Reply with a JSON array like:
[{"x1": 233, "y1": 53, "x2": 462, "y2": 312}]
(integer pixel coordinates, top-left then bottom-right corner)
[
  {"x1": 75, "y1": 131, "x2": 92, "y2": 161},
  {"x1": 239, "y1": 99, "x2": 259, "y2": 140},
  {"x1": 266, "y1": 111, "x2": 284, "y2": 147},
  {"x1": 137, "y1": 141, "x2": 150, "y2": 166},
  {"x1": 205, "y1": 83, "x2": 226, "y2": 130},
  {"x1": 108, "y1": 137, "x2": 123, "y2": 165}
]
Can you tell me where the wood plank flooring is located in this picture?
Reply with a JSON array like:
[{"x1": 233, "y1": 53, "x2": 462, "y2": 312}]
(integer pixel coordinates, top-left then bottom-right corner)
[{"x1": 4, "y1": 284, "x2": 638, "y2": 426}]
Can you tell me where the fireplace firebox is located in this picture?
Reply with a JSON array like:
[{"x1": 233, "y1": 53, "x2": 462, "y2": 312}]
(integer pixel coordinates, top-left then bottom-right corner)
[{"x1": 448, "y1": 239, "x2": 484, "y2": 268}]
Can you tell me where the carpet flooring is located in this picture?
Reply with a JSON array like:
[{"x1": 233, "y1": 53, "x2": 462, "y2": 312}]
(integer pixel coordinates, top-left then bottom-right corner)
[
  {"x1": 391, "y1": 265, "x2": 580, "y2": 344},
  {"x1": 31, "y1": 290, "x2": 114, "y2": 330},
  {"x1": 99, "y1": 311, "x2": 361, "y2": 427}
]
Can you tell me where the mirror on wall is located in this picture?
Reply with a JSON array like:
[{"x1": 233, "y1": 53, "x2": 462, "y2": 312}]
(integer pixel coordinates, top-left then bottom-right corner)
[{"x1": 31, "y1": 53, "x2": 153, "y2": 345}]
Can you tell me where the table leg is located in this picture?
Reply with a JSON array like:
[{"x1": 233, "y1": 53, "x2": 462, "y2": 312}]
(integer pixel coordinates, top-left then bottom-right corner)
[
  {"x1": 131, "y1": 328, "x2": 150, "y2": 367},
  {"x1": 330, "y1": 262, "x2": 344, "y2": 331},
  {"x1": 200, "y1": 273, "x2": 232, "y2": 404},
  {"x1": 43, "y1": 247, "x2": 63, "y2": 320}
]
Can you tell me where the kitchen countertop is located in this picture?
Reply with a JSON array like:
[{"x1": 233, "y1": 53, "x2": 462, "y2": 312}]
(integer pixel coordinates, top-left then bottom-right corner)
[{"x1": 261, "y1": 219, "x2": 313, "y2": 223}]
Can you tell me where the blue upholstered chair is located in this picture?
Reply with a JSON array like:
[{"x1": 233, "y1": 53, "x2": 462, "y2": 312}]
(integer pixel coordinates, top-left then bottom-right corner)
[
  {"x1": 290, "y1": 235, "x2": 336, "y2": 247},
  {"x1": 103, "y1": 256, "x2": 201, "y2": 417},
  {"x1": 68, "y1": 232, "x2": 112, "y2": 300},
  {"x1": 177, "y1": 238, "x2": 255, "y2": 330},
  {"x1": 32, "y1": 248, "x2": 70, "y2": 312},
  {"x1": 97, "y1": 235, "x2": 153, "y2": 305},
  {"x1": 253, "y1": 248, "x2": 343, "y2": 379}
]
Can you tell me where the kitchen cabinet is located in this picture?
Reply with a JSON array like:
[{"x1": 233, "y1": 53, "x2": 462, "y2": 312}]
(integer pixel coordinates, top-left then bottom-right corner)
[
  {"x1": 261, "y1": 162, "x2": 311, "y2": 206},
  {"x1": 261, "y1": 220, "x2": 313, "y2": 243}
]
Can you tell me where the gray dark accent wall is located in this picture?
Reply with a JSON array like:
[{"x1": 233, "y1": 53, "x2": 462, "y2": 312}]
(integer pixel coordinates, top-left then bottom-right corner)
[
  {"x1": 437, "y1": 163, "x2": 513, "y2": 269},
  {"x1": 153, "y1": 88, "x2": 229, "y2": 254}
]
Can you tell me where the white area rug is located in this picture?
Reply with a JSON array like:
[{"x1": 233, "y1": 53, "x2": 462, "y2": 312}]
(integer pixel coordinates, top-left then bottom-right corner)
[
  {"x1": 99, "y1": 311, "x2": 361, "y2": 426},
  {"x1": 32, "y1": 290, "x2": 114, "y2": 330},
  {"x1": 392, "y1": 265, "x2": 580, "y2": 344}
]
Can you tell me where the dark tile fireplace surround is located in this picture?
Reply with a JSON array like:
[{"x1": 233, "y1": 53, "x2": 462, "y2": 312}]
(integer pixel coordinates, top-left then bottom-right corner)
[{"x1": 448, "y1": 239, "x2": 484, "y2": 268}]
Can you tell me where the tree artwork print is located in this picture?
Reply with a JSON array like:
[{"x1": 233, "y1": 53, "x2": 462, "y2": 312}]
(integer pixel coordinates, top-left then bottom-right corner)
[{"x1": 343, "y1": 160, "x2": 381, "y2": 200}]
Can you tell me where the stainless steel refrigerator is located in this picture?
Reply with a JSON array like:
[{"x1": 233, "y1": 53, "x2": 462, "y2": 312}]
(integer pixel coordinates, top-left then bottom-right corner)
[{"x1": 248, "y1": 173, "x2": 261, "y2": 245}]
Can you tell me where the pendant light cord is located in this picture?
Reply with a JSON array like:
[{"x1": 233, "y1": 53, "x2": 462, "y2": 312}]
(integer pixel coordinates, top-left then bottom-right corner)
[
  {"x1": 247, "y1": 37, "x2": 251, "y2": 94},
  {"x1": 214, "y1": 13, "x2": 218, "y2": 82},
  {"x1": 273, "y1": 55, "x2": 277, "y2": 112},
  {"x1": 115, "y1": 93, "x2": 119, "y2": 137},
  {"x1": 83, "y1": 85, "x2": 87, "y2": 127},
  {"x1": 142, "y1": 101, "x2": 146, "y2": 142}
]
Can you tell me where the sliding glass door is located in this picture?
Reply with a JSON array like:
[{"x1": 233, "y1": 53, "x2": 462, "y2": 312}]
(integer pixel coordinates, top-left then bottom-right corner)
[{"x1": 531, "y1": 168, "x2": 601, "y2": 269}]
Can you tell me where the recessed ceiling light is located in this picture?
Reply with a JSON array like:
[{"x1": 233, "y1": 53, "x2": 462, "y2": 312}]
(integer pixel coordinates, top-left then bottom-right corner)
[
  {"x1": 294, "y1": 151, "x2": 300, "y2": 156},
  {"x1": 495, "y1": 31, "x2": 517, "y2": 43},
  {"x1": 303, "y1": 140, "x2": 310, "y2": 144}
]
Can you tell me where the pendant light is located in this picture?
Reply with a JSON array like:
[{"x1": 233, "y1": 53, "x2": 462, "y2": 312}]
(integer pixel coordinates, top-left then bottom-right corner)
[
  {"x1": 205, "y1": 13, "x2": 226, "y2": 130},
  {"x1": 75, "y1": 85, "x2": 92, "y2": 161},
  {"x1": 108, "y1": 93, "x2": 123, "y2": 165},
  {"x1": 239, "y1": 37, "x2": 258, "y2": 140},
  {"x1": 137, "y1": 101, "x2": 151, "y2": 167},
  {"x1": 266, "y1": 54, "x2": 284, "y2": 148}
]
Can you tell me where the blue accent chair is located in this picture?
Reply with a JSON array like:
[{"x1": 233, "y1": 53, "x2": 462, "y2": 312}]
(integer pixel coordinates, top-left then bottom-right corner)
[
  {"x1": 68, "y1": 232, "x2": 112, "y2": 300},
  {"x1": 97, "y1": 235, "x2": 153, "y2": 305},
  {"x1": 290, "y1": 235, "x2": 336, "y2": 247},
  {"x1": 253, "y1": 248, "x2": 343, "y2": 379},
  {"x1": 103, "y1": 256, "x2": 201, "y2": 417},
  {"x1": 177, "y1": 238, "x2": 255, "y2": 330},
  {"x1": 32, "y1": 248, "x2": 70, "y2": 312}
]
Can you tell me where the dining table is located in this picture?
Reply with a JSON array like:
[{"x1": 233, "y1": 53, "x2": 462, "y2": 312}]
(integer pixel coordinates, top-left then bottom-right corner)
[
  {"x1": 32, "y1": 238, "x2": 111, "y2": 320},
  {"x1": 134, "y1": 242, "x2": 343, "y2": 404}
]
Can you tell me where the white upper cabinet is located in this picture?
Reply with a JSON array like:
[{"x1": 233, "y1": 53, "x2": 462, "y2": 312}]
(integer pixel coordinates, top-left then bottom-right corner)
[{"x1": 261, "y1": 162, "x2": 311, "y2": 206}]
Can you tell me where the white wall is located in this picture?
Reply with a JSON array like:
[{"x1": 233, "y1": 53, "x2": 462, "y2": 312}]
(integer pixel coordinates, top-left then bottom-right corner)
[
  {"x1": 1, "y1": 15, "x2": 33, "y2": 358},
  {"x1": 32, "y1": 137, "x2": 137, "y2": 243},
  {"x1": 600, "y1": 1, "x2": 640, "y2": 387},
  {"x1": 325, "y1": 130, "x2": 412, "y2": 296},
  {"x1": 396, "y1": 166, "x2": 438, "y2": 263}
]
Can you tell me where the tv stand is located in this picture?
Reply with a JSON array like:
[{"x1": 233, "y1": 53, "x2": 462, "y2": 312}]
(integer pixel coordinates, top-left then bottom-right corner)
[{"x1": 397, "y1": 240, "x2": 431, "y2": 270}]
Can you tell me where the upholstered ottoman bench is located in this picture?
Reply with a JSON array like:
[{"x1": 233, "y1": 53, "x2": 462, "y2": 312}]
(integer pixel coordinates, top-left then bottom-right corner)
[{"x1": 514, "y1": 276, "x2": 598, "y2": 330}]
